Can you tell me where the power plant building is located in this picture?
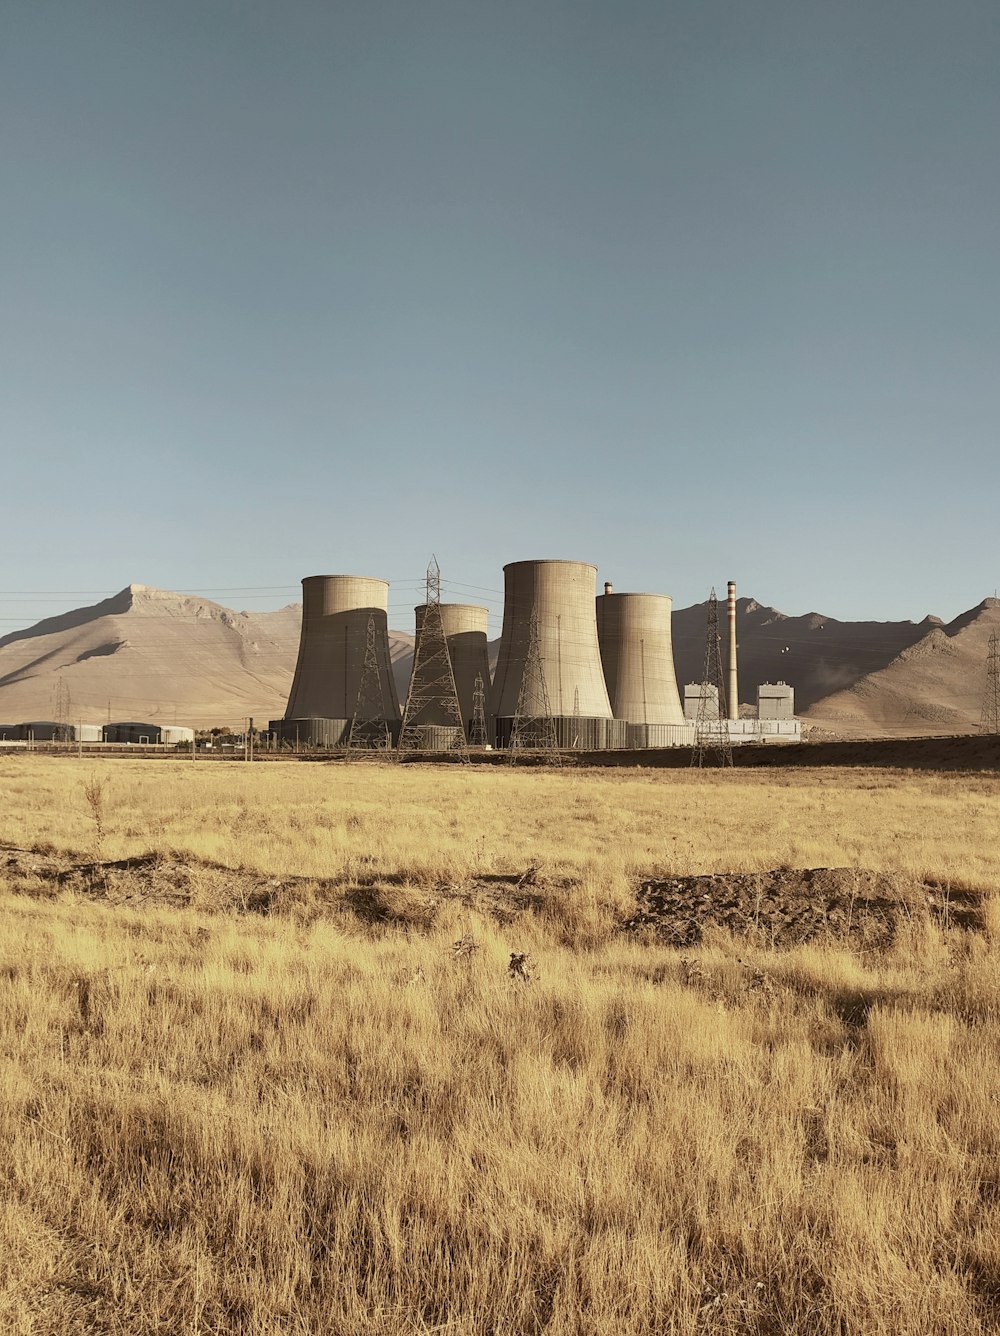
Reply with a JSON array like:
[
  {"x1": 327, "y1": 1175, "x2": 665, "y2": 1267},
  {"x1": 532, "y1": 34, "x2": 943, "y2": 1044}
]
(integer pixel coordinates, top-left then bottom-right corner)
[
  {"x1": 758, "y1": 682, "x2": 795, "y2": 720},
  {"x1": 274, "y1": 574, "x2": 402, "y2": 745}
]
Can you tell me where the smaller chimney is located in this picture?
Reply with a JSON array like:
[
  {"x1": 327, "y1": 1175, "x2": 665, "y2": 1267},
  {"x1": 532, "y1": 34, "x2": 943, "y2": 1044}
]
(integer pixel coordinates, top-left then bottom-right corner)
[
  {"x1": 604, "y1": 581, "x2": 614, "y2": 596},
  {"x1": 727, "y1": 580, "x2": 738, "y2": 721}
]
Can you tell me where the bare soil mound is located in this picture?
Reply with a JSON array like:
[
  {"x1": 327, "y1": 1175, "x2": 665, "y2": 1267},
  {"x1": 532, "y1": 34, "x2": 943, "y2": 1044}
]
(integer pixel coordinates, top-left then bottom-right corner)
[
  {"x1": 1, "y1": 846, "x2": 986, "y2": 950},
  {"x1": 625, "y1": 867, "x2": 982, "y2": 948}
]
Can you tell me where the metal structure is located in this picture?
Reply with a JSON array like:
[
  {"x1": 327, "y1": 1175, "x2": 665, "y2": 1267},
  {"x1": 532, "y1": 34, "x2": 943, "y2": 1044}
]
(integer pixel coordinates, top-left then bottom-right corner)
[
  {"x1": 412, "y1": 598, "x2": 491, "y2": 739},
  {"x1": 347, "y1": 614, "x2": 394, "y2": 750},
  {"x1": 692, "y1": 588, "x2": 733, "y2": 767},
  {"x1": 981, "y1": 632, "x2": 1000, "y2": 735},
  {"x1": 727, "y1": 579, "x2": 739, "y2": 721},
  {"x1": 508, "y1": 608, "x2": 560, "y2": 760},
  {"x1": 469, "y1": 672, "x2": 489, "y2": 748},
  {"x1": 596, "y1": 591, "x2": 685, "y2": 726},
  {"x1": 399, "y1": 559, "x2": 467, "y2": 754},
  {"x1": 490, "y1": 559, "x2": 612, "y2": 748},
  {"x1": 280, "y1": 575, "x2": 401, "y2": 742},
  {"x1": 54, "y1": 677, "x2": 72, "y2": 742}
]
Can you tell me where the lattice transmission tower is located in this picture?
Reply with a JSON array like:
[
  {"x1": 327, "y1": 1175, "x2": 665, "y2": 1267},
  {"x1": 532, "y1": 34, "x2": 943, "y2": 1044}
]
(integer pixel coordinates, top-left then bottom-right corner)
[
  {"x1": 981, "y1": 632, "x2": 1000, "y2": 735},
  {"x1": 691, "y1": 588, "x2": 733, "y2": 767},
  {"x1": 347, "y1": 613, "x2": 393, "y2": 752},
  {"x1": 469, "y1": 672, "x2": 489, "y2": 748},
  {"x1": 54, "y1": 676, "x2": 72, "y2": 743},
  {"x1": 508, "y1": 609, "x2": 560, "y2": 764},
  {"x1": 398, "y1": 557, "x2": 467, "y2": 757}
]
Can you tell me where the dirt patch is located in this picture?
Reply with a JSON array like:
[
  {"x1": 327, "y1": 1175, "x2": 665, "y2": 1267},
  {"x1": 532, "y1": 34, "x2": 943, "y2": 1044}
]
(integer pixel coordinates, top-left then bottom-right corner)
[
  {"x1": 0, "y1": 845, "x2": 985, "y2": 948},
  {"x1": 623, "y1": 867, "x2": 983, "y2": 948}
]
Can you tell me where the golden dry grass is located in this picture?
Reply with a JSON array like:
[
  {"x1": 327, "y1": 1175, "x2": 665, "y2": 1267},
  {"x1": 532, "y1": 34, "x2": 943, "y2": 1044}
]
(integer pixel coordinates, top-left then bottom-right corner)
[{"x1": 1, "y1": 755, "x2": 1000, "y2": 1334}]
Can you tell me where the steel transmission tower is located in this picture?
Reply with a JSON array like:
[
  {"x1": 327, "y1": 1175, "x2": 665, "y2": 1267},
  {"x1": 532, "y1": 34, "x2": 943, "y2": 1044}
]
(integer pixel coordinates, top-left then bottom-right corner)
[
  {"x1": 508, "y1": 608, "x2": 560, "y2": 763},
  {"x1": 54, "y1": 676, "x2": 72, "y2": 743},
  {"x1": 347, "y1": 614, "x2": 393, "y2": 751},
  {"x1": 981, "y1": 632, "x2": 1000, "y2": 735},
  {"x1": 692, "y1": 588, "x2": 733, "y2": 767},
  {"x1": 398, "y1": 557, "x2": 467, "y2": 756},
  {"x1": 469, "y1": 672, "x2": 489, "y2": 748}
]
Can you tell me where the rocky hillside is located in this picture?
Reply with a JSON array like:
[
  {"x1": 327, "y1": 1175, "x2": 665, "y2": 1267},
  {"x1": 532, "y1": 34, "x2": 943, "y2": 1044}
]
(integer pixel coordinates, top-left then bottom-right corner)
[{"x1": 0, "y1": 584, "x2": 993, "y2": 734}]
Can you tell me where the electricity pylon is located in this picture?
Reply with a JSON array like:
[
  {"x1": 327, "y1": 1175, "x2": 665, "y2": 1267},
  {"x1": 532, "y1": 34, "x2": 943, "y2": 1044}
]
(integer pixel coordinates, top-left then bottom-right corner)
[
  {"x1": 508, "y1": 608, "x2": 560, "y2": 764},
  {"x1": 469, "y1": 672, "x2": 489, "y2": 748},
  {"x1": 398, "y1": 557, "x2": 467, "y2": 757},
  {"x1": 692, "y1": 588, "x2": 733, "y2": 767},
  {"x1": 981, "y1": 632, "x2": 1000, "y2": 735},
  {"x1": 347, "y1": 614, "x2": 393, "y2": 751},
  {"x1": 54, "y1": 677, "x2": 72, "y2": 743}
]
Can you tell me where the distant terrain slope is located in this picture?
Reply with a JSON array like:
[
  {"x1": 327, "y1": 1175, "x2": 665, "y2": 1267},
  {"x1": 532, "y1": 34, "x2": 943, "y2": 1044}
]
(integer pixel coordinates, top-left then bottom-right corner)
[{"x1": 0, "y1": 585, "x2": 992, "y2": 734}]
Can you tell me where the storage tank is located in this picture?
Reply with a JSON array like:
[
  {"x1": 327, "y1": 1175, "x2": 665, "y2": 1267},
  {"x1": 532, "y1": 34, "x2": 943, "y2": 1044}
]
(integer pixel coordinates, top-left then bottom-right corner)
[
  {"x1": 489, "y1": 560, "x2": 612, "y2": 746},
  {"x1": 104, "y1": 722, "x2": 162, "y2": 743},
  {"x1": 413, "y1": 602, "x2": 491, "y2": 734},
  {"x1": 596, "y1": 592, "x2": 685, "y2": 726},
  {"x1": 281, "y1": 575, "x2": 401, "y2": 728}
]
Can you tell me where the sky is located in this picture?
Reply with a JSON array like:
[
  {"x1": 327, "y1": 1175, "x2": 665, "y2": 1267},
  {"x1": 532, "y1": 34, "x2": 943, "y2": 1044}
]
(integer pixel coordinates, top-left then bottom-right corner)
[{"x1": 2, "y1": 0, "x2": 998, "y2": 638}]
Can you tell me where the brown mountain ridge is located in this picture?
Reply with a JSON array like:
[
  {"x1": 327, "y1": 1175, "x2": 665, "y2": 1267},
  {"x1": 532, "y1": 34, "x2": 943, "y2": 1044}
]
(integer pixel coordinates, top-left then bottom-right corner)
[{"x1": 0, "y1": 584, "x2": 993, "y2": 735}]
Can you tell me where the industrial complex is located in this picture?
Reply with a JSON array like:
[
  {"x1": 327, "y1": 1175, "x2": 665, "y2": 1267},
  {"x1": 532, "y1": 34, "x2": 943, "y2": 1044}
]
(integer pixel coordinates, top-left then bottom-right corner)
[
  {"x1": 268, "y1": 559, "x2": 801, "y2": 752},
  {"x1": 0, "y1": 558, "x2": 802, "y2": 753}
]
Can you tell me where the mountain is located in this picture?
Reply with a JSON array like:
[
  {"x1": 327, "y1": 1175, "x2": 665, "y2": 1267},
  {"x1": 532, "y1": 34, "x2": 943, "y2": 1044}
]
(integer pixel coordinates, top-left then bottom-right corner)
[
  {"x1": 802, "y1": 599, "x2": 1000, "y2": 734},
  {"x1": 0, "y1": 583, "x2": 992, "y2": 735},
  {"x1": 670, "y1": 598, "x2": 939, "y2": 712}
]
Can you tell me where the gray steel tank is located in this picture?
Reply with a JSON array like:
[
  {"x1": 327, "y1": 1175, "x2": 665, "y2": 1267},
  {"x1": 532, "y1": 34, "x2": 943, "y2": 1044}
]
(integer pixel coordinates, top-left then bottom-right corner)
[
  {"x1": 596, "y1": 591, "x2": 685, "y2": 726},
  {"x1": 489, "y1": 560, "x2": 612, "y2": 741},
  {"x1": 283, "y1": 575, "x2": 401, "y2": 724}
]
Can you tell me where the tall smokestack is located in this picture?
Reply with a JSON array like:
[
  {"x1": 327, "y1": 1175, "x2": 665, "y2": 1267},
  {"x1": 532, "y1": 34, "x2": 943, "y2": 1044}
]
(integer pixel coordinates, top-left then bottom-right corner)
[{"x1": 727, "y1": 579, "x2": 738, "y2": 721}]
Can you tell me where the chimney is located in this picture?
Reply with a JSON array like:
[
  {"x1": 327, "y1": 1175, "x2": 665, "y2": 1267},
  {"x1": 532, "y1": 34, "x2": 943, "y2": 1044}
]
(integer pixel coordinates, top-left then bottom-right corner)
[
  {"x1": 727, "y1": 580, "x2": 738, "y2": 720},
  {"x1": 604, "y1": 581, "x2": 614, "y2": 596}
]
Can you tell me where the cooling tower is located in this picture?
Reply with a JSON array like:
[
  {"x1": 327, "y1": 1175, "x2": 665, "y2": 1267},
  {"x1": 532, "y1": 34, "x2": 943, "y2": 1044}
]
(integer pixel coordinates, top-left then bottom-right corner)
[
  {"x1": 413, "y1": 602, "x2": 491, "y2": 732},
  {"x1": 596, "y1": 592, "x2": 685, "y2": 726},
  {"x1": 282, "y1": 575, "x2": 401, "y2": 725},
  {"x1": 489, "y1": 560, "x2": 613, "y2": 745}
]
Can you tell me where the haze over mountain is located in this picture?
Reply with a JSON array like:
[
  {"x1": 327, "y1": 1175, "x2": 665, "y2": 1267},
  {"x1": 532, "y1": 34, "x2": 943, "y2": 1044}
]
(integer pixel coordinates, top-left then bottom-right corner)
[{"x1": 0, "y1": 584, "x2": 992, "y2": 735}]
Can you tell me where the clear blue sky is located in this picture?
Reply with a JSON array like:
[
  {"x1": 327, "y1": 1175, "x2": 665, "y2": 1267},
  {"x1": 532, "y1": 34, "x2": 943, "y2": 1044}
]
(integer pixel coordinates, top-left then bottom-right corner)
[{"x1": 2, "y1": 0, "x2": 997, "y2": 637}]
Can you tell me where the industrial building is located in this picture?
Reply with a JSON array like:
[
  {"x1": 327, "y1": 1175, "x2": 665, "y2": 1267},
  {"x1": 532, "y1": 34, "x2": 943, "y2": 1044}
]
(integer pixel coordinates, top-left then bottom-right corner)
[
  {"x1": 272, "y1": 574, "x2": 402, "y2": 745},
  {"x1": 254, "y1": 559, "x2": 801, "y2": 753},
  {"x1": 103, "y1": 722, "x2": 194, "y2": 744},
  {"x1": 758, "y1": 682, "x2": 795, "y2": 719},
  {"x1": 1, "y1": 721, "x2": 104, "y2": 742}
]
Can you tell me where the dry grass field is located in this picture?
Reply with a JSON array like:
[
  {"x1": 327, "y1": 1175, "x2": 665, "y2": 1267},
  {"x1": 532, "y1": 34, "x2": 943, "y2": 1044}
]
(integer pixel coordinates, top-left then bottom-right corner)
[{"x1": 2, "y1": 755, "x2": 1000, "y2": 1334}]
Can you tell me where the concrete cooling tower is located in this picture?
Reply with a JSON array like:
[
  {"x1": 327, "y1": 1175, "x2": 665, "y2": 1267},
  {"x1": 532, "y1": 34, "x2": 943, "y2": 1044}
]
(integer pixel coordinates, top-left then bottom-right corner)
[
  {"x1": 413, "y1": 603, "x2": 492, "y2": 733},
  {"x1": 596, "y1": 592, "x2": 685, "y2": 725},
  {"x1": 597, "y1": 591, "x2": 686, "y2": 745},
  {"x1": 274, "y1": 575, "x2": 401, "y2": 745},
  {"x1": 489, "y1": 560, "x2": 622, "y2": 749}
]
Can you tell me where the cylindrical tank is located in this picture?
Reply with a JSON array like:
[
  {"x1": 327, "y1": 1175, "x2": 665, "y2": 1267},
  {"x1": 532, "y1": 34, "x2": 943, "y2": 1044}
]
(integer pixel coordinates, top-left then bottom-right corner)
[
  {"x1": 596, "y1": 592, "x2": 685, "y2": 726},
  {"x1": 413, "y1": 603, "x2": 491, "y2": 732},
  {"x1": 283, "y1": 575, "x2": 401, "y2": 723},
  {"x1": 489, "y1": 560, "x2": 612, "y2": 727}
]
